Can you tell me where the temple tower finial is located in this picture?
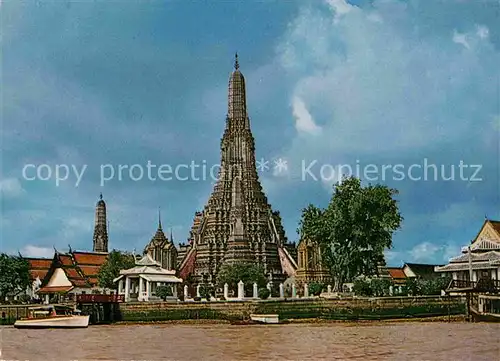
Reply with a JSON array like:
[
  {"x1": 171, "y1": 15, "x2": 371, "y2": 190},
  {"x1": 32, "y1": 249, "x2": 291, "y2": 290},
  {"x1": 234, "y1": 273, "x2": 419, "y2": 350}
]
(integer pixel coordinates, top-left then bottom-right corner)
[
  {"x1": 99, "y1": 192, "x2": 103, "y2": 200},
  {"x1": 158, "y1": 207, "x2": 162, "y2": 230},
  {"x1": 234, "y1": 52, "x2": 239, "y2": 70}
]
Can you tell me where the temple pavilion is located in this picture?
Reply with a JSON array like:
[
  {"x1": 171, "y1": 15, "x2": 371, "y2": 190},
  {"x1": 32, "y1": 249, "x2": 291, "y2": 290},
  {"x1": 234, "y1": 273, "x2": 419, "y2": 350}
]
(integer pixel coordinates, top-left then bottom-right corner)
[
  {"x1": 436, "y1": 219, "x2": 500, "y2": 281},
  {"x1": 114, "y1": 254, "x2": 183, "y2": 302}
]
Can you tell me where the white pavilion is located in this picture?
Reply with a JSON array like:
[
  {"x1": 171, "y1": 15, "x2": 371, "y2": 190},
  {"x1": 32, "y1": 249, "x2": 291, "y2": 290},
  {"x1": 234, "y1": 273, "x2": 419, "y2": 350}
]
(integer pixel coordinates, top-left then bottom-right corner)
[
  {"x1": 114, "y1": 254, "x2": 183, "y2": 302},
  {"x1": 435, "y1": 219, "x2": 500, "y2": 282}
]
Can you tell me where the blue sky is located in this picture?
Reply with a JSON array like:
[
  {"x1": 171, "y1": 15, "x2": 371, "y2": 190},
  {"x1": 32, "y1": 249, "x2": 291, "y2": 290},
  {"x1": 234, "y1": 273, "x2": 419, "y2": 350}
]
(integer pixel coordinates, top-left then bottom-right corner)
[{"x1": 1, "y1": 0, "x2": 499, "y2": 266}]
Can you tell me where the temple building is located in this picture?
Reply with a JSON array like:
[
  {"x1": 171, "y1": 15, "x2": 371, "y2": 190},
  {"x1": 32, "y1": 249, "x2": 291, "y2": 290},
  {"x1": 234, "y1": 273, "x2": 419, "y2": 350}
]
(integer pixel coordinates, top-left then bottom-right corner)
[
  {"x1": 114, "y1": 254, "x2": 183, "y2": 302},
  {"x1": 143, "y1": 211, "x2": 178, "y2": 271},
  {"x1": 295, "y1": 238, "x2": 331, "y2": 285},
  {"x1": 436, "y1": 219, "x2": 500, "y2": 281},
  {"x1": 178, "y1": 55, "x2": 297, "y2": 284},
  {"x1": 37, "y1": 248, "x2": 108, "y2": 302},
  {"x1": 93, "y1": 193, "x2": 109, "y2": 253},
  {"x1": 34, "y1": 195, "x2": 110, "y2": 302}
]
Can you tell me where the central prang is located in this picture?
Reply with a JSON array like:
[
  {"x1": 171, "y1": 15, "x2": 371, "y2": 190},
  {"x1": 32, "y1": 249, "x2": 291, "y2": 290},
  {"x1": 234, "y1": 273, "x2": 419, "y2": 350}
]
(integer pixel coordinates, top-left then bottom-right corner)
[{"x1": 177, "y1": 55, "x2": 297, "y2": 285}]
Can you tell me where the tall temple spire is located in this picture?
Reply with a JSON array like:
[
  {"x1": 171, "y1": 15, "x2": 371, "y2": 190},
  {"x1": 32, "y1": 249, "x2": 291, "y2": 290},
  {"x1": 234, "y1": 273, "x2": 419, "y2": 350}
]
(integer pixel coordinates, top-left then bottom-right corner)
[
  {"x1": 179, "y1": 55, "x2": 295, "y2": 284},
  {"x1": 158, "y1": 207, "x2": 162, "y2": 230},
  {"x1": 93, "y1": 193, "x2": 109, "y2": 253},
  {"x1": 227, "y1": 53, "x2": 247, "y2": 123}
]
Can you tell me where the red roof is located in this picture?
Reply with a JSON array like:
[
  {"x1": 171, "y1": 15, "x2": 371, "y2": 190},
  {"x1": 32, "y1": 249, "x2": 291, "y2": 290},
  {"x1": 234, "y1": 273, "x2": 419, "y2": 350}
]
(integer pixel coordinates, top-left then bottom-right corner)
[
  {"x1": 26, "y1": 258, "x2": 52, "y2": 281},
  {"x1": 39, "y1": 250, "x2": 108, "y2": 291},
  {"x1": 59, "y1": 255, "x2": 74, "y2": 266},
  {"x1": 387, "y1": 268, "x2": 406, "y2": 280},
  {"x1": 72, "y1": 252, "x2": 107, "y2": 266},
  {"x1": 27, "y1": 258, "x2": 52, "y2": 269}
]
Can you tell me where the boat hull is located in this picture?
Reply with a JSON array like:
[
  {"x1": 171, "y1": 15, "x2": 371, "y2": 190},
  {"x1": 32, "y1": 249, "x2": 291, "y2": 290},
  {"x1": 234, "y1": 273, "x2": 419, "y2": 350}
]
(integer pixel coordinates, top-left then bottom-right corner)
[
  {"x1": 250, "y1": 314, "x2": 279, "y2": 324},
  {"x1": 14, "y1": 315, "x2": 90, "y2": 329}
]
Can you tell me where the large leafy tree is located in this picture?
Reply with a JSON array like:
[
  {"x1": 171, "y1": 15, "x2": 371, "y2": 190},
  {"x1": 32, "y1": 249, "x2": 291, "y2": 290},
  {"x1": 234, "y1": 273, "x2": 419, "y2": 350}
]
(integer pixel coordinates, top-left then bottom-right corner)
[
  {"x1": 216, "y1": 263, "x2": 267, "y2": 292},
  {"x1": 298, "y1": 176, "x2": 402, "y2": 291},
  {"x1": 0, "y1": 254, "x2": 30, "y2": 299},
  {"x1": 97, "y1": 250, "x2": 136, "y2": 289}
]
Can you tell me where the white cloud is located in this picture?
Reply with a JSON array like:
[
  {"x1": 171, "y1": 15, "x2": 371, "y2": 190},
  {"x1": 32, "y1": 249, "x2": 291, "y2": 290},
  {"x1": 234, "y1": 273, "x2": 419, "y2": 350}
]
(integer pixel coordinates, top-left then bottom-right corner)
[
  {"x1": 327, "y1": 0, "x2": 353, "y2": 20},
  {"x1": 476, "y1": 25, "x2": 489, "y2": 39},
  {"x1": 276, "y1": 0, "x2": 499, "y2": 162},
  {"x1": 410, "y1": 242, "x2": 441, "y2": 262},
  {"x1": 0, "y1": 178, "x2": 25, "y2": 198},
  {"x1": 292, "y1": 96, "x2": 321, "y2": 135},
  {"x1": 452, "y1": 30, "x2": 470, "y2": 49},
  {"x1": 20, "y1": 245, "x2": 54, "y2": 258}
]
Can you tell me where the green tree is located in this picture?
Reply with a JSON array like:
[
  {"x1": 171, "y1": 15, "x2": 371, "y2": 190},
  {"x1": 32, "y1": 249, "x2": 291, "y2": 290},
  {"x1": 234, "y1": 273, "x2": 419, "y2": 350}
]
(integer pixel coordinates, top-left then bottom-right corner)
[
  {"x1": 403, "y1": 278, "x2": 420, "y2": 296},
  {"x1": 308, "y1": 282, "x2": 324, "y2": 296},
  {"x1": 370, "y1": 278, "x2": 393, "y2": 297},
  {"x1": 97, "y1": 250, "x2": 135, "y2": 289},
  {"x1": 353, "y1": 278, "x2": 373, "y2": 296},
  {"x1": 298, "y1": 176, "x2": 402, "y2": 291},
  {"x1": 156, "y1": 285, "x2": 173, "y2": 300},
  {"x1": 258, "y1": 288, "x2": 270, "y2": 299},
  {"x1": 199, "y1": 283, "x2": 214, "y2": 300},
  {"x1": 216, "y1": 263, "x2": 267, "y2": 293},
  {"x1": 0, "y1": 254, "x2": 30, "y2": 300}
]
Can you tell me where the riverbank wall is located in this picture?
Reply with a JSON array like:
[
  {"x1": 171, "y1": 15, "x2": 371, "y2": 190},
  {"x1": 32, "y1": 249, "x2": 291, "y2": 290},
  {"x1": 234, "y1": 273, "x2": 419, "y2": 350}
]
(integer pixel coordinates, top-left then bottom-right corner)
[{"x1": 118, "y1": 296, "x2": 465, "y2": 322}]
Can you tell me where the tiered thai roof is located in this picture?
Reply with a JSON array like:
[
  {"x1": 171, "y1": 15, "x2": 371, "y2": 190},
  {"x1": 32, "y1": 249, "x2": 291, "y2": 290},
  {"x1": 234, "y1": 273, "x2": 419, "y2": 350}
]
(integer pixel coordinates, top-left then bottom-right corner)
[
  {"x1": 436, "y1": 251, "x2": 500, "y2": 272},
  {"x1": 38, "y1": 249, "x2": 108, "y2": 293},
  {"x1": 436, "y1": 219, "x2": 500, "y2": 273}
]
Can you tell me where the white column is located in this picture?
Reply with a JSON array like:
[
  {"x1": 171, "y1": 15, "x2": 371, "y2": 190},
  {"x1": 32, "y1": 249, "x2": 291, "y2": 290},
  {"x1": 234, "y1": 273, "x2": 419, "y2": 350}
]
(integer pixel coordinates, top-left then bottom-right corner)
[
  {"x1": 292, "y1": 284, "x2": 297, "y2": 298},
  {"x1": 304, "y1": 283, "x2": 309, "y2": 297},
  {"x1": 184, "y1": 285, "x2": 189, "y2": 299},
  {"x1": 452, "y1": 272, "x2": 458, "y2": 280},
  {"x1": 124, "y1": 277, "x2": 130, "y2": 302},
  {"x1": 138, "y1": 277, "x2": 144, "y2": 301},
  {"x1": 279, "y1": 283, "x2": 284, "y2": 298},
  {"x1": 267, "y1": 282, "x2": 272, "y2": 292},
  {"x1": 223, "y1": 283, "x2": 229, "y2": 299},
  {"x1": 327, "y1": 285, "x2": 332, "y2": 293},
  {"x1": 237, "y1": 280, "x2": 244, "y2": 299},
  {"x1": 253, "y1": 283, "x2": 258, "y2": 298},
  {"x1": 146, "y1": 280, "x2": 150, "y2": 301},
  {"x1": 173, "y1": 284, "x2": 178, "y2": 298},
  {"x1": 118, "y1": 279, "x2": 123, "y2": 294},
  {"x1": 389, "y1": 285, "x2": 393, "y2": 296},
  {"x1": 196, "y1": 285, "x2": 201, "y2": 298}
]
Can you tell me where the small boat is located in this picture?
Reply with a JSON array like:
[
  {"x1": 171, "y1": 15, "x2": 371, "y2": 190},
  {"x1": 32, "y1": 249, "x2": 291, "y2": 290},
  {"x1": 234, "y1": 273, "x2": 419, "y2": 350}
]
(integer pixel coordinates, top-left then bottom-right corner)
[
  {"x1": 14, "y1": 305, "x2": 89, "y2": 329},
  {"x1": 250, "y1": 314, "x2": 280, "y2": 324}
]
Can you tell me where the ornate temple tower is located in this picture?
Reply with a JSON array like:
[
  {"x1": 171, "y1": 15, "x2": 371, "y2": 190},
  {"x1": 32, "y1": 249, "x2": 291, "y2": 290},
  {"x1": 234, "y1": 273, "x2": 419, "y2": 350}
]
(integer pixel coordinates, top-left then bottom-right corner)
[
  {"x1": 179, "y1": 55, "x2": 297, "y2": 283},
  {"x1": 92, "y1": 193, "x2": 109, "y2": 253},
  {"x1": 144, "y1": 210, "x2": 178, "y2": 270}
]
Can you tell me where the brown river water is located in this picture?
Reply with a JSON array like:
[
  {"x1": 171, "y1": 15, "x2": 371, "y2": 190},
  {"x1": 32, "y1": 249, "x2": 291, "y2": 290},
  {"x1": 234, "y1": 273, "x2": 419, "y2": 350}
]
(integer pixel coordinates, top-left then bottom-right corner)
[{"x1": 1, "y1": 322, "x2": 499, "y2": 361}]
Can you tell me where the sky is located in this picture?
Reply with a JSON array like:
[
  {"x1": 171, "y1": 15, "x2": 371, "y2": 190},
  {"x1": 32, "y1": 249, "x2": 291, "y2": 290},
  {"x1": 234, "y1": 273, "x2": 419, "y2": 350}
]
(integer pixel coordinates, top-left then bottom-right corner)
[{"x1": 1, "y1": 0, "x2": 499, "y2": 266}]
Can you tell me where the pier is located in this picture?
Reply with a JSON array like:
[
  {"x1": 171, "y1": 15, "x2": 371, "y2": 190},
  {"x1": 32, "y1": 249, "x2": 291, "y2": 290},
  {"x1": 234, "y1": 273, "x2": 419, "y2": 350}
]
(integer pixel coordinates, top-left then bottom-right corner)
[
  {"x1": 76, "y1": 294, "x2": 124, "y2": 324},
  {"x1": 445, "y1": 279, "x2": 500, "y2": 322}
]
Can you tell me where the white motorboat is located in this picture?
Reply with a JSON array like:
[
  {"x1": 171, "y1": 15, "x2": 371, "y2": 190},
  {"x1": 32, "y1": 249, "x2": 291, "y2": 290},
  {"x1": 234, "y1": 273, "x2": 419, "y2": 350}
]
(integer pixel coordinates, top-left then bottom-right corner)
[
  {"x1": 250, "y1": 314, "x2": 280, "y2": 324},
  {"x1": 14, "y1": 305, "x2": 89, "y2": 329}
]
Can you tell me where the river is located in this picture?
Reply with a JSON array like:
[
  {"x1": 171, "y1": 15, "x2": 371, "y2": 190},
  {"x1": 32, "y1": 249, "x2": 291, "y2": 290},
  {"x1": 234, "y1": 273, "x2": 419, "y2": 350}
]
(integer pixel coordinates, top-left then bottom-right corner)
[{"x1": 1, "y1": 322, "x2": 499, "y2": 360}]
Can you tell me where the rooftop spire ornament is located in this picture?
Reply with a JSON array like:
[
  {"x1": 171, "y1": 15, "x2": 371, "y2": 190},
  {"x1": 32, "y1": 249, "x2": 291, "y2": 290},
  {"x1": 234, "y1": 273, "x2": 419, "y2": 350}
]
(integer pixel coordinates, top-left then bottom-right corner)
[{"x1": 234, "y1": 52, "x2": 239, "y2": 70}]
